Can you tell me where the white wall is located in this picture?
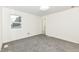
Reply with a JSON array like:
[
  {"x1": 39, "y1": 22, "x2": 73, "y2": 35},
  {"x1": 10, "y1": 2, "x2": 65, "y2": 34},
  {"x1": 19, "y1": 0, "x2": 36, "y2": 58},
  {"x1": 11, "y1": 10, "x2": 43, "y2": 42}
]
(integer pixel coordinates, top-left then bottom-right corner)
[
  {"x1": 3, "y1": 7, "x2": 79, "y2": 44},
  {"x1": 2, "y1": 7, "x2": 42, "y2": 43},
  {"x1": 42, "y1": 16, "x2": 46, "y2": 34},
  {"x1": 46, "y1": 7, "x2": 79, "y2": 43},
  {"x1": 0, "y1": 7, "x2": 2, "y2": 50}
]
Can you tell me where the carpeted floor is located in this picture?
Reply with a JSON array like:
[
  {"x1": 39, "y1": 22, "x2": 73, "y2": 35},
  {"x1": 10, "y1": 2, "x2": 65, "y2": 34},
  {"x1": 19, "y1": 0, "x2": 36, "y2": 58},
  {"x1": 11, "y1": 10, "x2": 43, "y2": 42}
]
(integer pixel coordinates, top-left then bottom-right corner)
[{"x1": 1, "y1": 34, "x2": 79, "y2": 52}]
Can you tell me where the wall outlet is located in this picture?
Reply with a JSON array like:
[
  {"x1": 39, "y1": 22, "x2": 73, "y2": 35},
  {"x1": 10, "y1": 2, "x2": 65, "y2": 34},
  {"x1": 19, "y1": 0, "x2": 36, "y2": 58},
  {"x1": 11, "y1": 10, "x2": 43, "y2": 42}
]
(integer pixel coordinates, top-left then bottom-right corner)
[{"x1": 4, "y1": 44, "x2": 9, "y2": 48}]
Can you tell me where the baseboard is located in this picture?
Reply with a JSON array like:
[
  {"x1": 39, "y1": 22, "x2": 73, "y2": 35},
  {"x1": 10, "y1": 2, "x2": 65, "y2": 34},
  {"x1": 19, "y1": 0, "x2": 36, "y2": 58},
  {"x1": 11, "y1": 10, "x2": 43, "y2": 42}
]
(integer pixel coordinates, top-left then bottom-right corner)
[
  {"x1": 46, "y1": 34, "x2": 79, "y2": 44},
  {"x1": 3, "y1": 33, "x2": 79, "y2": 44},
  {"x1": 3, "y1": 34, "x2": 43, "y2": 44}
]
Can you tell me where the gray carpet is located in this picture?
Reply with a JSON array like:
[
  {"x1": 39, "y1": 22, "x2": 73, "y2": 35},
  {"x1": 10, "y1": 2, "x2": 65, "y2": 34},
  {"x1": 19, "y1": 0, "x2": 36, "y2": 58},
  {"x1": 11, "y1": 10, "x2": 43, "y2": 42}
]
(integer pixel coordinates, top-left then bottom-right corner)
[{"x1": 1, "y1": 34, "x2": 79, "y2": 52}]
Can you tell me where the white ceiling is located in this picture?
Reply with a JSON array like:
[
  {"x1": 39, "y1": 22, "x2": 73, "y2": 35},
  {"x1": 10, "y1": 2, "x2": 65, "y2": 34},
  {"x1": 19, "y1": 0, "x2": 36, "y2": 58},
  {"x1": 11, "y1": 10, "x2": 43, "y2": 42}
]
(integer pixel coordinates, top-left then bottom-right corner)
[{"x1": 5, "y1": 6, "x2": 72, "y2": 16}]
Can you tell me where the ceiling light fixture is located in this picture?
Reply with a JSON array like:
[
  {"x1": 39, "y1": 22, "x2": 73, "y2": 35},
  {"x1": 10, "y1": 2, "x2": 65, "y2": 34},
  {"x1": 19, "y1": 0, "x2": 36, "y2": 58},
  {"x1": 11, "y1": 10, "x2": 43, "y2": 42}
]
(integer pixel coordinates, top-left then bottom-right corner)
[{"x1": 40, "y1": 6, "x2": 50, "y2": 11}]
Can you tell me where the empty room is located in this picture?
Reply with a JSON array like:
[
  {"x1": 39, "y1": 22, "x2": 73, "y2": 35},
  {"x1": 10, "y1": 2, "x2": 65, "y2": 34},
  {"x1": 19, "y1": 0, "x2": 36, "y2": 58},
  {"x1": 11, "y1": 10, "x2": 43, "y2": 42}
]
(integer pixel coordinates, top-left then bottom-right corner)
[{"x1": 0, "y1": 6, "x2": 79, "y2": 52}]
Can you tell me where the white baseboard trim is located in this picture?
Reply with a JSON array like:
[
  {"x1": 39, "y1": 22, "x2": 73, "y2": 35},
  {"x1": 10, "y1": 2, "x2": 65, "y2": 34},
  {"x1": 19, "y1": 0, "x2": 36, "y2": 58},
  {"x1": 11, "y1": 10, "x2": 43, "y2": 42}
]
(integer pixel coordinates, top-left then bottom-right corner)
[
  {"x1": 3, "y1": 33, "x2": 42, "y2": 43},
  {"x1": 46, "y1": 34, "x2": 79, "y2": 44}
]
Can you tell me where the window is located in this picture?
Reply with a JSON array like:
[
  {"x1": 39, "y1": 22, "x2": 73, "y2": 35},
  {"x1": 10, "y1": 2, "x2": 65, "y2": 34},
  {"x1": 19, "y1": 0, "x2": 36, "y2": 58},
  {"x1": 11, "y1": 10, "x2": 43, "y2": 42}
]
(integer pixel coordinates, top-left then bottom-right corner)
[{"x1": 11, "y1": 15, "x2": 22, "y2": 29}]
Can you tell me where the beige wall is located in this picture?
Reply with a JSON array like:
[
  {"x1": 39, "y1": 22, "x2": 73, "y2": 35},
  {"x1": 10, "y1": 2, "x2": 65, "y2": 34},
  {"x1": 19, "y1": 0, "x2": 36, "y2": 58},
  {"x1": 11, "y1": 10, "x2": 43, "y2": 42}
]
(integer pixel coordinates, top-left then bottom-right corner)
[
  {"x1": 46, "y1": 7, "x2": 79, "y2": 43},
  {"x1": 2, "y1": 7, "x2": 42, "y2": 43},
  {"x1": 2, "y1": 7, "x2": 79, "y2": 44},
  {"x1": 0, "y1": 7, "x2": 2, "y2": 50}
]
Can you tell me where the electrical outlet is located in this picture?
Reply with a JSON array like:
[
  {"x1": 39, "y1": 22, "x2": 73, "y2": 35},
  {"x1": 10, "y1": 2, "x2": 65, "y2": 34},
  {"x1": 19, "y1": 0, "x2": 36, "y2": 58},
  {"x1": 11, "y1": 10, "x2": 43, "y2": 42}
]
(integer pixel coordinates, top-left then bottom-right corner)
[{"x1": 4, "y1": 44, "x2": 9, "y2": 48}]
